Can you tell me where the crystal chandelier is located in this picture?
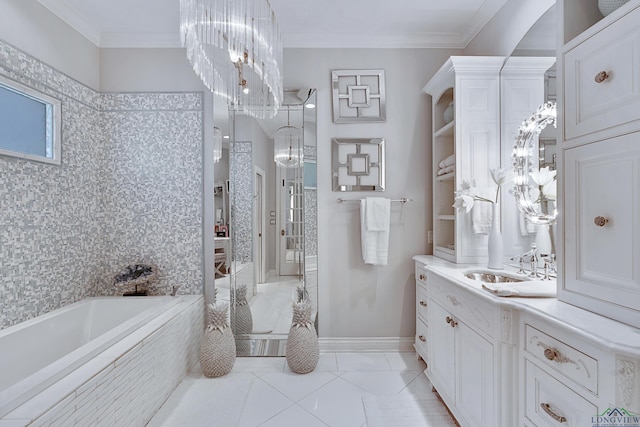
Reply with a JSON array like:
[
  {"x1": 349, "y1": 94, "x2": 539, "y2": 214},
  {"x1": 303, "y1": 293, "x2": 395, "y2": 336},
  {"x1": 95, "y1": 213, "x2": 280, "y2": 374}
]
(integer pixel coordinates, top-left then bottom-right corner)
[
  {"x1": 274, "y1": 109, "x2": 303, "y2": 168},
  {"x1": 213, "y1": 126, "x2": 223, "y2": 163},
  {"x1": 180, "y1": 0, "x2": 283, "y2": 119}
]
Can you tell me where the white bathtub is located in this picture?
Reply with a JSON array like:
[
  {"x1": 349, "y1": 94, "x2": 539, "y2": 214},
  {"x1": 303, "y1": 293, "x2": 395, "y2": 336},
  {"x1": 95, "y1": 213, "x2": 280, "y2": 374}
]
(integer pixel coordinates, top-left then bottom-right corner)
[{"x1": 0, "y1": 296, "x2": 187, "y2": 419}]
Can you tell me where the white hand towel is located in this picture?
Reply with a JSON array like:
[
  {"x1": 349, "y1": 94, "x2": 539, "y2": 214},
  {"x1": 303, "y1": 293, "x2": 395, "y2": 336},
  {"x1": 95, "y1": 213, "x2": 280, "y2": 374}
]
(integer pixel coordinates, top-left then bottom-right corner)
[
  {"x1": 365, "y1": 197, "x2": 390, "y2": 231},
  {"x1": 471, "y1": 188, "x2": 495, "y2": 234},
  {"x1": 518, "y1": 211, "x2": 537, "y2": 236},
  {"x1": 361, "y1": 198, "x2": 391, "y2": 265}
]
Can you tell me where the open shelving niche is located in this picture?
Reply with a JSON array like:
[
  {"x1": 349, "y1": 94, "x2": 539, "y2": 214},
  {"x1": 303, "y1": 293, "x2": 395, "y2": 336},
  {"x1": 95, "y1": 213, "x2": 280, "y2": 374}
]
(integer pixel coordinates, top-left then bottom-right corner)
[{"x1": 433, "y1": 87, "x2": 456, "y2": 258}]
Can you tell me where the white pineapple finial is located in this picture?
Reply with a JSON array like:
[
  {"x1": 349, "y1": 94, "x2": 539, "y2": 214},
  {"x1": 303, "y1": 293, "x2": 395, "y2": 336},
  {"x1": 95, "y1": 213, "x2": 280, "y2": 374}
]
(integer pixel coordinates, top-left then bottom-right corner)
[
  {"x1": 207, "y1": 303, "x2": 230, "y2": 332},
  {"x1": 291, "y1": 300, "x2": 314, "y2": 329}
]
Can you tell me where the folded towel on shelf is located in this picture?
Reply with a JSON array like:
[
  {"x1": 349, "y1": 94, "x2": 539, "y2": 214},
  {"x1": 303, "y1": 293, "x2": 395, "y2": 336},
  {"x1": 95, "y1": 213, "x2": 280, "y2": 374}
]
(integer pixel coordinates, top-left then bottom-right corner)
[
  {"x1": 472, "y1": 188, "x2": 495, "y2": 234},
  {"x1": 361, "y1": 198, "x2": 391, "y2": 265},
  {"x1": 481, "y1": 281, "x2": 556, "y2": 298},
  {"x1": 438, "y1": 154, "x2": 455, "y2": 169},
  {"x1": 437, "y1": 164, "x2": 455, "y2": 176}
]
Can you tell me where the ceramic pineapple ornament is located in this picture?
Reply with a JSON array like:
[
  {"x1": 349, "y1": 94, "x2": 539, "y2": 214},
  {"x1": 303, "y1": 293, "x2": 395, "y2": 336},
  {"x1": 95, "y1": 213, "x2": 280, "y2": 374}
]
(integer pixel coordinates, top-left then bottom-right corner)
[
  {"x1": 231, "y1": 284, "x2": 252, "y2": 356},
  {"x1": 286, "y1": 287, "x2": 319, "y2": 374},
  {"x1": 200, "y1": 302, "x2": 236, "y2": 377}
]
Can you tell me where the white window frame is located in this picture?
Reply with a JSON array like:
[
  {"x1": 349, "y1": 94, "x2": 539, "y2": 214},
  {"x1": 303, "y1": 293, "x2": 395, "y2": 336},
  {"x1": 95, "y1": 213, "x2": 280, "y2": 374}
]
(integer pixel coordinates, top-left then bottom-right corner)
[{"x1": 0, "y1": 75, "x2": 62, "y2": 165}]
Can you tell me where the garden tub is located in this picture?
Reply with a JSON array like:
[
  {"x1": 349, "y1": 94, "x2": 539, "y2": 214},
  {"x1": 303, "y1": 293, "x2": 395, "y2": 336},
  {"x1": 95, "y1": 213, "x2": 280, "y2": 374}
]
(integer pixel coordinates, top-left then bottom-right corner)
[{"x1": 0, "y1": 295, "x2": 202, "y2": 423}]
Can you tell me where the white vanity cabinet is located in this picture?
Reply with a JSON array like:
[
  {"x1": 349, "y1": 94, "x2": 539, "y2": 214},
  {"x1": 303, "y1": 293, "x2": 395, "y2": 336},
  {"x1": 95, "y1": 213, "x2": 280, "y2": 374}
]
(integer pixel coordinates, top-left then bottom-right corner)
[
  {"x1": 558, "y1": 0, "x2": 640, "y2": 329},
  {"x1": 425, "y1": 270, "x2": 518, "y2": 427},
  {"x1": 422, "y1": 57, "x2": 503, "y2": 264},
  {"x1": 414, "y1": 264, "x2": 429, "y2": 362},
  {"x1": 413, "y1": 256, "x2": 640, "y2": 427},
  {"x1": 520, "y1": 312, "x2": 640, "y2": 426}
]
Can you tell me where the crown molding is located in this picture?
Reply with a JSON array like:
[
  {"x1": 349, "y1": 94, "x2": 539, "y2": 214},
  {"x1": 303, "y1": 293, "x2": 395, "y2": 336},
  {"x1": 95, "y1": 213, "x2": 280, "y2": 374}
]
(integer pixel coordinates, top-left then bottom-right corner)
[
  {"x1": 100, "y1": 32, "x2": 182, "y2": 49},
  {"x1": 37, "y1": 0, "x2": 101, "y2": 46},
  {"x1": 282, "y1": 32, "x2": 467, "y2": 49}
]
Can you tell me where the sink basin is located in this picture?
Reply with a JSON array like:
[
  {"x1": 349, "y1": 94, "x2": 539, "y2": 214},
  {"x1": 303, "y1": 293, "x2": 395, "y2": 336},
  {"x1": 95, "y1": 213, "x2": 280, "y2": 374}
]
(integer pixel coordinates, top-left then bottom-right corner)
[{"x1": 464, "y1": 271, "x2": 528, "y2": 283}]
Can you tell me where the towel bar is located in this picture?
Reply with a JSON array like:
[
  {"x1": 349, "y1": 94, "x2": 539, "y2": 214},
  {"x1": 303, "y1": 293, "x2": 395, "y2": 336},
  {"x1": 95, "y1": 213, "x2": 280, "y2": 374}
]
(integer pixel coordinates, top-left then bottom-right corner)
[{"x1": 336, "y1": 197, "x2": 413, "y2": 204}]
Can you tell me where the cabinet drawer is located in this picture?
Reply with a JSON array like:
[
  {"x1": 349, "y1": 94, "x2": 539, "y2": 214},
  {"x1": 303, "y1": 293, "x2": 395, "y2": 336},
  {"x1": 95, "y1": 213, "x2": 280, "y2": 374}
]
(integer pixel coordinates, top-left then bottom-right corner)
[
  {"x1": 524, "y1": 324, "x2": 598, "y2": 394},
  {"x1": 415, "y1": 318, "x2": 428, "y2": 361},
  {"x1": 430, "y1": 275, "x2": 495, "y2": 338},
  {"x1": 564, "y1": 5, "x2": 640, "y2": 141},
  {"x1": 524, "y1": 361, "x2": 597, "y2": 427},
  {"x1": 416, "y1": 265, "x2": 428, "y2": 284},
  {"x1": 417, "y1": 283, "x2": 428, "y2": 322}
]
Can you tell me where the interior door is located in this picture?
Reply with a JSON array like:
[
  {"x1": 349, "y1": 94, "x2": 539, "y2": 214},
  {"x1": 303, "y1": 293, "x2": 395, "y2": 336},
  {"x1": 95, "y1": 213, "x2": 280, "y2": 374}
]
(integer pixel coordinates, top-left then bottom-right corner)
[{"x1": 278, "y1": 166, "x2": 303, "y2": 277}]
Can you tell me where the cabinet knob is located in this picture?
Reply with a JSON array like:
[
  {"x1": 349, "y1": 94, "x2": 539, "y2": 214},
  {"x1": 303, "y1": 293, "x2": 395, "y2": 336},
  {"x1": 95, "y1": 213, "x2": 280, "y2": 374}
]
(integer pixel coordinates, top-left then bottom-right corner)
[
  {"x1": 419, "y1": 300, "x2": 427, "y2": 307},
  {"x1": 419, "y1": 274, "x2": 425, "y2": 281},
  {"x1": 594, "y1": 216, "x2": 609, "y2": 227},
  {"x1": 594, "y1": 71, "x2": 609, "y2": 83},
  {"x1": 418, "y1": 335, "x2": 426, "y2": 342},
  {"x1": 445, "y1": 316, "x2": 457, "y2": 327},
  {"x1": 540, "y1": 403, "x2": 567, "y2": 423}
]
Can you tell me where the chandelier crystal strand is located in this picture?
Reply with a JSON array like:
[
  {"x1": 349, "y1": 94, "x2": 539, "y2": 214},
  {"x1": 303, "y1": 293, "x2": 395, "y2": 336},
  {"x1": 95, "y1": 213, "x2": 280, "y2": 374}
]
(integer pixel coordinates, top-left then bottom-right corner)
[{"x1": 181, "y1": 0, "x2": 282, "y2": 118}]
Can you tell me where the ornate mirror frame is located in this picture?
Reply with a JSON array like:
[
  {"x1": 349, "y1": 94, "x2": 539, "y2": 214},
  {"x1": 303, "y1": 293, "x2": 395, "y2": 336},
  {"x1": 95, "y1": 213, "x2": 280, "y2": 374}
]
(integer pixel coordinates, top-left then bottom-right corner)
[{"x1": 512, "y1": 101, "x2": 558, "y2": 225}]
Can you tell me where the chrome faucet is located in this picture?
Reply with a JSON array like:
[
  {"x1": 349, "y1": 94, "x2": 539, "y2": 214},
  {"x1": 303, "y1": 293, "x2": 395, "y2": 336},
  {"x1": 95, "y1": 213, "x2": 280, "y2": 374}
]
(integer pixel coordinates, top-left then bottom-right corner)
[
  {"x1": 170, "y1": 285, "x2": 180, "y2": 296},
  {"x1": 512, "y1": 243, "x2": 539, "y2": 278},
  {"x1": 542, "y1": 254, "x2": 557, "y2": 281}
]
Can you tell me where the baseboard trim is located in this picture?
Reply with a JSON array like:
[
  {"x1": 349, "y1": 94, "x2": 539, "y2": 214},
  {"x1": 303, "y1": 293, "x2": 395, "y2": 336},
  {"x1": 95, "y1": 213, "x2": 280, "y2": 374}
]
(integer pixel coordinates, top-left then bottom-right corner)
[{"x1": 318, "y1": 337, "x2": 414, "y2": 353}]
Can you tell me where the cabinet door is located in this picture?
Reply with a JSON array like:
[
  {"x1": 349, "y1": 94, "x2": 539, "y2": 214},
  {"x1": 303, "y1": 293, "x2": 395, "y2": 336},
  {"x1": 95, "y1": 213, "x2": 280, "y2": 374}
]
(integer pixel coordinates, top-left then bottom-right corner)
[
  {"x1": 562, "y1": 134, "x2": 640, "y2": 328},
  {"x1": 428, "y1": 299, "x2": 456, "y2": 401},
  {"x1": 455, "y1": 321, "x2": 495, "y2": 427},
  {"x1": 564, "y1": 5, "x2": 640, "y2": 141}
]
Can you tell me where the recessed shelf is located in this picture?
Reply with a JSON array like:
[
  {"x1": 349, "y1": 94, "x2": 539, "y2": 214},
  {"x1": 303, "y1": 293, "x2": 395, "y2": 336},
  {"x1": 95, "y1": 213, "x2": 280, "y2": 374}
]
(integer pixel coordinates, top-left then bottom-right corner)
[{"x1": 434, "y1": 120, "x2": 455, "y2": 137}]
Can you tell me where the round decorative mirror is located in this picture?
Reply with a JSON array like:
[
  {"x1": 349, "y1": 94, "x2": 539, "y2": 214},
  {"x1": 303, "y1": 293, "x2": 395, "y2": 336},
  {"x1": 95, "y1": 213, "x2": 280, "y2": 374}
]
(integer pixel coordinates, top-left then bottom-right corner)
[{"x1": 512, "y1": 101, "x2": 558, "y2": 225}]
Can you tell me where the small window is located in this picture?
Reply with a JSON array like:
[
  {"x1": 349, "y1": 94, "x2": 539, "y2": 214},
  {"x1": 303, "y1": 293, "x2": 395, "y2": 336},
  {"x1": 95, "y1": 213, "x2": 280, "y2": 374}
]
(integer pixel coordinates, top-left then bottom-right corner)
[{"x1": 0, "y1": 75, "x2": 61, "y2": 165}]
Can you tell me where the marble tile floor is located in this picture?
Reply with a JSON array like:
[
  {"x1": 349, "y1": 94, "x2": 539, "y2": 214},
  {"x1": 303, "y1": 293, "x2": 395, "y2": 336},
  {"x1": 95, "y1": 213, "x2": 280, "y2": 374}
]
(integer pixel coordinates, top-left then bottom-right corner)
[{"x1": 147, "y1": 352, "x2": 457, "y2": 427}]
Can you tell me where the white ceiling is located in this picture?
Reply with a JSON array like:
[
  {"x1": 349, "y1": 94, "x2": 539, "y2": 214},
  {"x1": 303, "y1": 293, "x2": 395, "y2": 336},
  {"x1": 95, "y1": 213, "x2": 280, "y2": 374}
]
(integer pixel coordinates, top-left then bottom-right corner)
[{"x1": 37, "y1": 0, "x2": 510, "y2": 49}]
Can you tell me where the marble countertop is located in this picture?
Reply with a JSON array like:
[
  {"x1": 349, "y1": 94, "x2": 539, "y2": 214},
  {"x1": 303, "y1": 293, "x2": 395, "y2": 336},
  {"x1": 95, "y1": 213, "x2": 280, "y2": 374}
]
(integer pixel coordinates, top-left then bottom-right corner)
[{"x1": 413, "y1": 255, "x2": 640, "y2": 356}]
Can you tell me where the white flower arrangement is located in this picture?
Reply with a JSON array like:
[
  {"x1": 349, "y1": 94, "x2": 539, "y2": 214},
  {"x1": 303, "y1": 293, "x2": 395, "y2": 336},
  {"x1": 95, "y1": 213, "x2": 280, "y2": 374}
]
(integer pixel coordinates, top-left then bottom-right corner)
[
  {"x1": 453, "y1": 168, "x2": 516, "y2": 213},
  {"x1": 528, "y1": 166, "x2": 557, "y2": 204}
]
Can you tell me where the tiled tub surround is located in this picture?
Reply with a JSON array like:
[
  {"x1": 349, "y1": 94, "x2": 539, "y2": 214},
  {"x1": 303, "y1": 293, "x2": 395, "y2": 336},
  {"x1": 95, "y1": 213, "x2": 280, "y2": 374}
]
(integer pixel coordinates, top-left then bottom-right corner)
[
  {"x1": 0, "y1": 39, "x2": 205, "y2": 329},
  {"x1": 0, "y1": 295, "x2": 203, "y2": 426}
]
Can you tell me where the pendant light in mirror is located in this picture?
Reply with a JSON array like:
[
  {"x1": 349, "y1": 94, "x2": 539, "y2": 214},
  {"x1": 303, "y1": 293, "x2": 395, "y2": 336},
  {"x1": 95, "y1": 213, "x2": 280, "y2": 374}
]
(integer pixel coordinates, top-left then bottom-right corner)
[
  {"x1": 213, "y1": 126, "x2": 223, "y2": 163},
  {"x1": 274, "y1": 109, "x2": 303, "y2": 168}
]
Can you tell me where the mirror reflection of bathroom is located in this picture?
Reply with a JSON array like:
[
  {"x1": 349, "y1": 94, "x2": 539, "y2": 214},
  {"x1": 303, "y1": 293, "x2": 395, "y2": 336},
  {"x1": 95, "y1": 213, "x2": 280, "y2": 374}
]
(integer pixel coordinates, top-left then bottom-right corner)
[
  {"x1": 214, "y1": 89, "x2": 317, "y2": 356},
  {"x1": 500, "y1": 4, "x2": 557, "y2": 267}
]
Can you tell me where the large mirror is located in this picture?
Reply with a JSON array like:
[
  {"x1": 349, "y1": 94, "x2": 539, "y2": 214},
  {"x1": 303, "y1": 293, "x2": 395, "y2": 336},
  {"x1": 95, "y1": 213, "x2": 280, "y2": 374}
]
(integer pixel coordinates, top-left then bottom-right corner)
[
  {"x1": 500, "y1": 4, "x2": 557, "y2": 261},
  {"x1": 214, "y1": 89, "x2": 317, "y2": 356}
]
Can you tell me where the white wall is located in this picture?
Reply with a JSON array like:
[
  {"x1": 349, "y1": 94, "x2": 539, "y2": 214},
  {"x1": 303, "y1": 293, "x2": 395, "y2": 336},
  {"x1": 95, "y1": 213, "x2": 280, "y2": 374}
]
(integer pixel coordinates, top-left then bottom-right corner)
[
  {"x1": 283, "y1": 48, "x2": 459, "y2": 338},
  {"x1": 0, "y1": 0, "x2": 99, "y2": 89}
]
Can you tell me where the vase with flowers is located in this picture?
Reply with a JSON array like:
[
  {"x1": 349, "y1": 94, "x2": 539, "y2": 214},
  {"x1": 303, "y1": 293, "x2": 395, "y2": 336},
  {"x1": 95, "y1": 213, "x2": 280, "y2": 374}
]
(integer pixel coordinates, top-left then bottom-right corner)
[{"x1": 453, "y1": 168, "x2": 516, "y2": 269}]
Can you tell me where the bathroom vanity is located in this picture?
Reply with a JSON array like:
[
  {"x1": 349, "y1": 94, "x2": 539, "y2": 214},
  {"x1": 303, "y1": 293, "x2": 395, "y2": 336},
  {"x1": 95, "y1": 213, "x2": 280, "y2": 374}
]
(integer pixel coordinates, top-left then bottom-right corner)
[{"x1": 414, "y1": 255, "x2": 640, "y2": 427}]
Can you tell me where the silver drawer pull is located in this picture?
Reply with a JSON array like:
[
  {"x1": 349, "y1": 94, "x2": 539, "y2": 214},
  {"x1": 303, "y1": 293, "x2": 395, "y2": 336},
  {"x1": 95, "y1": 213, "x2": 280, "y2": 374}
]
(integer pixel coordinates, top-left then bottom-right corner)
[
  {"x1": 419, "y1": 300, "x2": 427, "y2": 307},
  {"x1": 540, "y1": 403, "x2": 567, "y2": 423},
  {"x1": 594, "y1": 216, "x2": 609, "y2": 227},
  {"x1": 594, "y1": 71, "x2": 609, "y2": 83},
  {"x1": 418, "y1": 335, "x2": 426, "y2": 342}
]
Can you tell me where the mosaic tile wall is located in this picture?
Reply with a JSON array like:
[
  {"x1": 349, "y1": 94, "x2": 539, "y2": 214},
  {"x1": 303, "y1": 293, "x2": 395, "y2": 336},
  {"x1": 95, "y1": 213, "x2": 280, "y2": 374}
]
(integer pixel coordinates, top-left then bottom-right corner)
[
  {"x1": 229, "y1": 141, "x2": 253, "y2": 264},
  {"x1": 0, "y1": 39, "x2": 204, "y2": 329},
  {"x1": 99, "y1": 93, "x2": 204, "y2": 297}
]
